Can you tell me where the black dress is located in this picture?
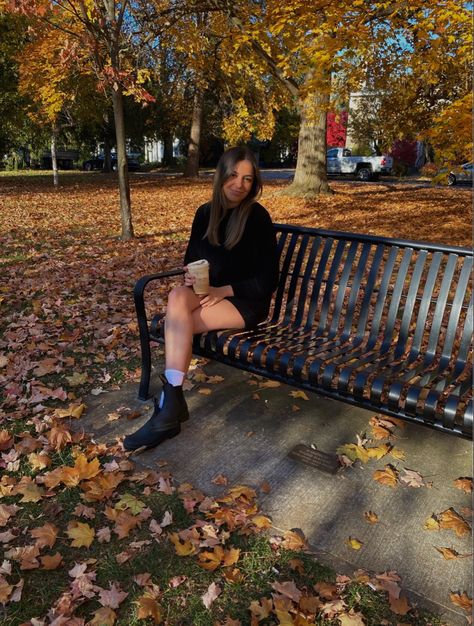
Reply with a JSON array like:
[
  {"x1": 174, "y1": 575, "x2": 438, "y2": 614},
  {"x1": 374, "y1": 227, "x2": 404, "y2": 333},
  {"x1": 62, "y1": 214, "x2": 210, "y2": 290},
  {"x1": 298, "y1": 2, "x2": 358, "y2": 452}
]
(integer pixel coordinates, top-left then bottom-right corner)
[{"x1": 183, "y1": 202, "x2": 279, "y2": 328}]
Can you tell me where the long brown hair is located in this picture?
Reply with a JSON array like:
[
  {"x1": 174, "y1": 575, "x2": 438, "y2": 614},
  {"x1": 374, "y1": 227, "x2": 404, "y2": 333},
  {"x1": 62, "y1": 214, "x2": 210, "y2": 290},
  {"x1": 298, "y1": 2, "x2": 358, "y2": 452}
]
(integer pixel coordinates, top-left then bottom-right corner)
[{"x1": 205, "y1": 146, "x2": 263, "y2": 249}]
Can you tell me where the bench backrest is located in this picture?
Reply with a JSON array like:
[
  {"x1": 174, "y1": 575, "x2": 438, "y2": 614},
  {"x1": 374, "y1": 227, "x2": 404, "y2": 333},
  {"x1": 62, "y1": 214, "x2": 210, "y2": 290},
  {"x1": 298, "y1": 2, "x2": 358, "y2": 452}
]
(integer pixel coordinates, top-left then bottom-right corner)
[{"x1": 271, "y1": 225, "x2": 473, "y2": 367}]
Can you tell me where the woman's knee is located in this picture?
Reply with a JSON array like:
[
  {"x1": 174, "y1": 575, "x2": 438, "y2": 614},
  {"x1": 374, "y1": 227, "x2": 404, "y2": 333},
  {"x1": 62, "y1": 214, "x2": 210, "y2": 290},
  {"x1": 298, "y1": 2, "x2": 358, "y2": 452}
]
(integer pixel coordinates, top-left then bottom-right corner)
[{"x1": 167, "y1": 286, "x2": 199, "y2": 314}]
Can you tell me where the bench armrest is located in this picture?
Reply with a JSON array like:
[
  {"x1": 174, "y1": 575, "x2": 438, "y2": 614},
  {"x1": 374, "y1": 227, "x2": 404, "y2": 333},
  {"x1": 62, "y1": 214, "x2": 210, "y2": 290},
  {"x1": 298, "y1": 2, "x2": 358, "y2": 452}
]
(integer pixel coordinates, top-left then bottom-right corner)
[
  {"x1": 134, "y1": 268, "x2": 185, "y2": 326},
  {"x1": 134, "y1": 268, "x2": 184, "y2": 400}
]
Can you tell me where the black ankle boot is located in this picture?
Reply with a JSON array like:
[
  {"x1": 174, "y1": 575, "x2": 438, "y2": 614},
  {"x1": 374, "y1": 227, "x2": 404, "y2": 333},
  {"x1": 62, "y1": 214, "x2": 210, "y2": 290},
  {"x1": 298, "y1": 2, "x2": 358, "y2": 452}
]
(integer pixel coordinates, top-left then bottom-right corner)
[{"x1": 123, "y1": 375, "x2": 189, "y2": 451}]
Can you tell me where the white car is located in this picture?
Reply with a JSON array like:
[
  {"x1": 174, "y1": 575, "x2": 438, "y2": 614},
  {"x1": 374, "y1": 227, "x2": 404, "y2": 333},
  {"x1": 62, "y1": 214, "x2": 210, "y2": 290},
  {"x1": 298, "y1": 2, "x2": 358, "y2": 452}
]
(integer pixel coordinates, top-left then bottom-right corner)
[{"x1": 447, "y1": 162, "x2": 473, "y2": 186}]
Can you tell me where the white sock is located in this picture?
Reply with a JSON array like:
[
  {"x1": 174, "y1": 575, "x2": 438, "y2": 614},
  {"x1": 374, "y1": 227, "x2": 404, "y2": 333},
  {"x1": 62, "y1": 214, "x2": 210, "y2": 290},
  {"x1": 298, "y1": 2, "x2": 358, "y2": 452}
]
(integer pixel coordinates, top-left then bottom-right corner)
[{"x1": 159, "y1": 369, "x2": 185, "y2": 408}]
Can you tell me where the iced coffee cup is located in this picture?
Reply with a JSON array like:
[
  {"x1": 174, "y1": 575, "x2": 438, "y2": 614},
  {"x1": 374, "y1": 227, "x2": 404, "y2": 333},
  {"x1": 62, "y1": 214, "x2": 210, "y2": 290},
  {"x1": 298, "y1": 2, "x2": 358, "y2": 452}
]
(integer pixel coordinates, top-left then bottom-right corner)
[{"x1": 187, "y1": 259, "x2": 210, "y2": 295}]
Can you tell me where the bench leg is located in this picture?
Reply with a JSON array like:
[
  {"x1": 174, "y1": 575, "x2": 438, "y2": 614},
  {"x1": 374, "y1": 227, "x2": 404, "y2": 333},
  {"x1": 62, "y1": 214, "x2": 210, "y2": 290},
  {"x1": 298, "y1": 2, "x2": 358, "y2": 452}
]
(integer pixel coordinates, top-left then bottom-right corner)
[{"x1": 138, "y1": 341, "x2": 152, "y2": 401}]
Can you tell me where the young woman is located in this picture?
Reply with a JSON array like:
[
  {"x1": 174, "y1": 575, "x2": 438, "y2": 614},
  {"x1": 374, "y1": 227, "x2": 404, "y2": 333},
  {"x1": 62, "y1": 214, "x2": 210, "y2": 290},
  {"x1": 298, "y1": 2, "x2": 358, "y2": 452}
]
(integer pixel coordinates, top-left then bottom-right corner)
[{"x1": 123, "y1": 146, "x2": 279, "y2": 451}]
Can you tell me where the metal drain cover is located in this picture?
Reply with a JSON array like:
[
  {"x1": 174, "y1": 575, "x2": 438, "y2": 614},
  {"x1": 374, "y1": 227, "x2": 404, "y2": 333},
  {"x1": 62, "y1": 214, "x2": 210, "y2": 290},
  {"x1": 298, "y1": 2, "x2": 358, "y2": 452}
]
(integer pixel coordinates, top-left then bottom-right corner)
[{"x1": 289, "y1": 444, "x2": 340, "y2": 474}]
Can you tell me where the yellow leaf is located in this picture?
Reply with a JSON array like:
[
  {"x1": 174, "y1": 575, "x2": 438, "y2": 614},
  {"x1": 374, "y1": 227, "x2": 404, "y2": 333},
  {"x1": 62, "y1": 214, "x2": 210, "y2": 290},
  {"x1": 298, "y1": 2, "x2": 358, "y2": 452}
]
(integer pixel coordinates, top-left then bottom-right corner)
[
  {"x1": 66, "y1": 521, "x2": 95, "y2": 548},
  {"x1": 27, "y1": 452, "x2": 52, "y2": 471},
  {"x1": 251, "y1": 515, "x2": 272, "y2": 529},
  {"x1": 14, "y1": 477, "x2": 44, "y2": 503},
  {"x1": 289, "y1": 390, "x2": 309, "y2": 400},
  {"x1": 115, "y1": 493, "x2": 146, "y2": 514},
  {"x1": 337, "y1": 444, "x2": 369, "y2": 464},
  {"x1": 198, "y1": 546, "x2": 224, "y2": 571},
  {"x1": 424, "y1": 515, "x2": 440, "y2": 531},
  {"x1": 88, "y1": 607, "x2": 117, "y2": 626},
  {"x1": 366, "y1": 444, "x2": 391, "y2": 460},
  {"x1": 346, "y1": 537, "x2": 363, "y2": 550},
  {"x1": 258, "y1": 380, "x2": 281, "y2": 388},
  {"x1": 390, "y1": 447, "x2": 406, "y2": 460},
  {"x1": 223, "y1": 547, "x2": 240, "y2": 567},
  {"x1": 168, "y1": 532, "x2": 197, "y2": 556},
  {"x1": 66, "y1": 372, "x2": 88, "y2": 386}
]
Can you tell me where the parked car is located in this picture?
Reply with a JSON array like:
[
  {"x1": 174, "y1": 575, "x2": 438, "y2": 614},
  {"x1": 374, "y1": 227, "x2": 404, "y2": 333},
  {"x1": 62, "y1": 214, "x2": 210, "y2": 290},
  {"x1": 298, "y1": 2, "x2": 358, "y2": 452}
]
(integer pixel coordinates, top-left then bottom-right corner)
[
  {"x1": 83, "y1": 154, "x2": 141, "y2": 172},
  {"x1": 326, "y1": 147, "x2": 393, "y2": 181},
  {"x1": 447, "y1": 162, "x2": 472, "y2": 186}
]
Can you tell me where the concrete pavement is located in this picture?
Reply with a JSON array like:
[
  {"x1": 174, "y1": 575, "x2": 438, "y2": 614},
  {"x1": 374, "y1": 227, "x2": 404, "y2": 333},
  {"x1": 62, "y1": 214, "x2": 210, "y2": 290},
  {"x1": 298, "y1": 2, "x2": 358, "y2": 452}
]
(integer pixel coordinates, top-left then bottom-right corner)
[{"x1": 80, "y1": 359, "x2": 473, "y2": 625}]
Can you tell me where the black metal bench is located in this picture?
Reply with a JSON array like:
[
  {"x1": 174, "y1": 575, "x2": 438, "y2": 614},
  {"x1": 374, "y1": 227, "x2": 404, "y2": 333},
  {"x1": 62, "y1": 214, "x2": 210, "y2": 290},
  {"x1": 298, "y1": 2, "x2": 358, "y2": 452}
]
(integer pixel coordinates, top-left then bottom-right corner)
[{"x1": 134, "y1": 225, "x2": 473, "y2": 439}]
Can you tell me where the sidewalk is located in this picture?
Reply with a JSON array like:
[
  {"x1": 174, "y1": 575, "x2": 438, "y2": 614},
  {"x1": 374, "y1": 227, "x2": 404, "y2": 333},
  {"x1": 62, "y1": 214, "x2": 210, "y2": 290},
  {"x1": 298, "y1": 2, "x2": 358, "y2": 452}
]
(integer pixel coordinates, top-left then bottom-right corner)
[{"x1": 80, "y1": 360, "x2": 473, "y2": 625}]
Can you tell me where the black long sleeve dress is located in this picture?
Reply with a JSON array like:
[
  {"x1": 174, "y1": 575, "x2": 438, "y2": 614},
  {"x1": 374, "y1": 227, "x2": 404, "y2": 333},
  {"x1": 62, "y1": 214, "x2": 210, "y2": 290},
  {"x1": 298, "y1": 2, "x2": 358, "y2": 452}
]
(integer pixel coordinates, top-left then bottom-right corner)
[{"x1": 183, "y1": 202, "x2": 279, "y2": 328}]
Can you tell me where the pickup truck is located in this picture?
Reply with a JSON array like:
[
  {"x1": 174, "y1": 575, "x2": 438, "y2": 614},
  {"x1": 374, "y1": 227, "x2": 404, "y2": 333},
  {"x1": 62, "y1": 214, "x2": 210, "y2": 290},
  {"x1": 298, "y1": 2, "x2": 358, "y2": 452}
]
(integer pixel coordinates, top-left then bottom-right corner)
[{"x1": 327, "y1": 147, "x2": 393, "y2": 181}]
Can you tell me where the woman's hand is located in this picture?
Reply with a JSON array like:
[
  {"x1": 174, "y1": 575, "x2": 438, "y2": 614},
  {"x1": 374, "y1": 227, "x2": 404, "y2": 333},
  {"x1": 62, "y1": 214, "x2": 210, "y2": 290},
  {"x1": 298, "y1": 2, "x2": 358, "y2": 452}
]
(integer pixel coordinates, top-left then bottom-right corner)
[
  {"x1": 200, "y1": 285, "x2": 233, "y2": 307},
  {"x1": 183, "y1": 266, "x2": 195, "y2": 288}
]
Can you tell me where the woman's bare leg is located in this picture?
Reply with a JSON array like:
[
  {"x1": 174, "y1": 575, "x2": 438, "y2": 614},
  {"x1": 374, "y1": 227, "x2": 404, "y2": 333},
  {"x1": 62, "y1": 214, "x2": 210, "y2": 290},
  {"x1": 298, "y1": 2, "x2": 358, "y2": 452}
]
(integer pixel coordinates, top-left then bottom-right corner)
[{"x1": 164, "y1": 286, "x2": 245, "y2": 374}]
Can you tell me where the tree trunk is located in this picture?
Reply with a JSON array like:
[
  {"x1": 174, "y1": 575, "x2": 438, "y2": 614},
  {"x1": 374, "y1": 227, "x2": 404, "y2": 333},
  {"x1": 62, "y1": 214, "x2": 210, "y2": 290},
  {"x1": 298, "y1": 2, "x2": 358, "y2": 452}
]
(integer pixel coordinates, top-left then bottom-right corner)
[
  {"x1": 284, "y1": 89, "x2": 332, "y2": 196},
  {"x1": 183, "y1": 89, "x2": 204, "y2": 178},
  {"x1": 111, "y1": 86, "x2": 134, "y2": 240},
  {"x1": 103, "y1": 135, "x2": 112, "y2": 172},
  {"x1": 51, "y1": 125, "x2": 59, "y2": 187},
  {"x1": 162, "y1": 132, "x2": 174, "y2": 166}
]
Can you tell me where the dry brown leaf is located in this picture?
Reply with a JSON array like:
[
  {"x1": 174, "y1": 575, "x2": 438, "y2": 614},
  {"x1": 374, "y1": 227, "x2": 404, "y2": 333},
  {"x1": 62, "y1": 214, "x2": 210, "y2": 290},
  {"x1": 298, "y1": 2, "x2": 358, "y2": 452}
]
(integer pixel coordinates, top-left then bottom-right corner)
[
  {"x1": 98, "y1": 582, "x2": 128, "y2": 609},
  {"x1": 339, "y1": 611, "x2": 366, "y2": 626},
  {"x1": 272, "y1": 580, "x2": 303, "y2": 602},
  {"x1": 212, "y1": 474, "x2": 228, "y2": 486},
  {"x1": 88, "y1": 607, "x2": 117, "y2": 626},
  {"x1": 433, "y1": 546, "x2": 468, "y2": 560},
  {"x1": 40, "y1": 552, "x2": 63, "y2": 570},
  {"x1": 449, "y1": 591, "x2": 472, "y2": 612},
  {"x1": 258, "y1": 380, "x2": 281, "y2": 388},
  {"x1": 364, "y1": 511, "x2": 379, "y2": 524},
  {"x1": 30, "y1": 522, "x2": 58, "y2": 548},
  {"x1": 373, "y1": 465, "x2": 399, "y2": 487},
  {"x1": 389, "y1": 594, "x2": 411, "y2": 615},
  {"x1": 249, "y1": 597, "x2": 273, "y2": 620},
  {"x1": 439, "y1": 508, "x2": 471, "y2": 537},
  {"x1": 136, "y1": 593, "x2": 162, "y2": 622},
  {"x1": 260, "y1": 481, "x2": 272, "y2": 494},
  {"x1": 454, "y1": 477, "x2": 473, "y2": 493},
  {"x1": 281, "y1": 529, "x2": 307, "y2": 551},
  {"x1": 202, "y1": 581, "x2": 221, "y2": 609}
]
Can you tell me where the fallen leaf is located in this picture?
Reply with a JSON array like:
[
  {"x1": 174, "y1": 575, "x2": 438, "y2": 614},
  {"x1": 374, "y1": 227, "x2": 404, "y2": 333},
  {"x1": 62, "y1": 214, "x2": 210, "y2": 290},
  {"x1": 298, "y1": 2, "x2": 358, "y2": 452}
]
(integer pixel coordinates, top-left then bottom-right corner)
[
  {"x1": 389, "y1": 594, "x2": 411, "y2": 615},
  {"x1": 88, "y1": 607, "x2": 117, "y2": 626},
  {"x1": 424, "y1": 515, "x2": 440, "y2": 531},
  {"x1": 346, "y1": 537, "x2": 363, "y2": 550},
  {"x1": 168, "y1": 532, "x2": 197, "y2": 556},
  {"x1": 337, "y1": 443, "x2": 369, "y2": 464},
  {"x1": 434, "y1": 546, "x2": 470, "y2": 560},
  {"x1": 399, "y1": 468, "x2": 425, "y2": 488},
  {"x1": 439, "y1": 508, "x2": 471, "y2": 537},
  {"x1": 364, "y1": 511, "x2": 379, "y2": 524},
  {"x1": 201, "y1": 581, "x2": 221, "y2": 609},
  {"x1": 40, "y1": 552, "x2": 63, "y2": 570},
  {"x1": 249, "y1": 597, "x2": 273, "y2": 620},
  {"x1": 115, "y1": 493, "x2": 146, "y2": 515},
  {"x1": 168, "y1": 575, "x2": 187, "y2": 588},
  {"x1": 366, "y1": 444, "x2": 391, "y2": 459},
  {"x1": 373, "y1": 465, "x2": 399, "y2": 487},
  {"x1": 198, "y1": 387, "x2": 212, "y2": 395},
  {"x1": 66, "y1": 521, "x2": 95, "y2": 548},
  {"x1": 98, "y1": 582, "x2": 128, "y2": 608},
  {"x1": 272, "y1": 580, "x2": 302, "y2": 602},
  {"x1": 212, "y1": 474, "x2": 228, "y2": 486},
  {"x1": 260, "y1": 481, "x2": 271, "y2": 493},
  {"x1": 449, "y1": 591, "x2": 472, "y2": 613},
  {"x1": 281, "y1": 529, "x2": 307, "y2": 551},
  {"x1": 454, "y1": 477, "x2": 473, "y2": 493},
  {"x1": 339, "y1": 611, "x2": 366, "y2": 625},
  {"x1": 390, "y1": 447, "x2": 406, "y2": 460},
  {"x1": 258, "y1": 380, "x2": 281, "y2": 388},
  {"x1": 289, "y1": 390, "x2": 309, "y2": 400},
  {"x1": 136, "y1": 593, "x2": 162, "y2": 622},
  {"x1": 30, "y1": 522, "x2": 58, "y2": 548}
]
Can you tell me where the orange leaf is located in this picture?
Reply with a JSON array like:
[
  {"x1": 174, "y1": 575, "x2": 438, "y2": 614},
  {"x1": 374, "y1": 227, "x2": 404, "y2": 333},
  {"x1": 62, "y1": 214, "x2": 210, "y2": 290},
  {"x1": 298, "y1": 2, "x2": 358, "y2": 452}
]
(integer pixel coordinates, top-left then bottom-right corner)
[
  {"x1": 40, "y1": 552, "x2": 63, "y2": 570},
  {"x1": 439, "y1": 508, "x2": 471, "y2": 537},
  {"x1": 168, "y1": 532, "x2": 197, "y2": 556},
  {"x1": 364, "y1": 511, "x2": 379, "y2": 524},
  {"x1": 136, "y1": 594, "x2": 162, "y2": 622},
  {"x1": 454, "y1": 477, "x2": 472, "y2": 493},
  {"x1": 30, "y1": 522, "x2": 58, "y2": 548},
  {"x1": 389, "y1": 594, "x2": 411, "y2": 615},
  {"x1": 373, "y1": 465, "x2": 399, "y2": 487},
  {"x1": 449, "y1": 591, "x2": 472, "y2": 613}
]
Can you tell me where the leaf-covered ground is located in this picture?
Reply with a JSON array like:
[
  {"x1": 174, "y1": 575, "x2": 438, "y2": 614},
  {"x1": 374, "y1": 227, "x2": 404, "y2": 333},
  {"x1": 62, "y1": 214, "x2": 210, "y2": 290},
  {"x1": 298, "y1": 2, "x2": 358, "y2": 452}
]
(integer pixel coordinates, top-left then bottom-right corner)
[{"x1": 0, "y1": 172, "x2": 472, "y2": 625}]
